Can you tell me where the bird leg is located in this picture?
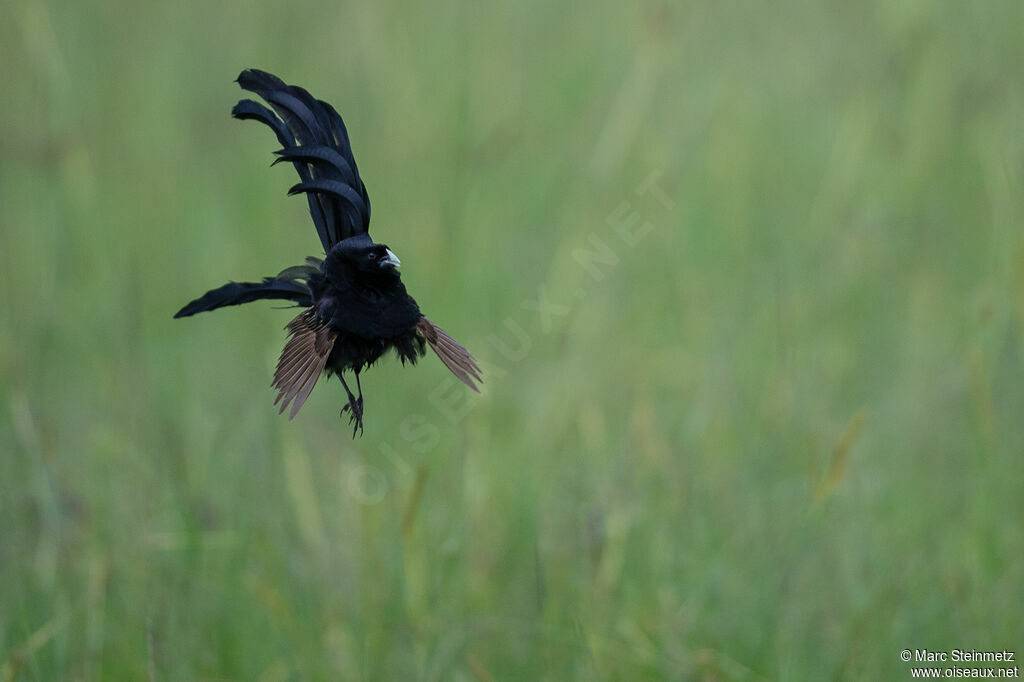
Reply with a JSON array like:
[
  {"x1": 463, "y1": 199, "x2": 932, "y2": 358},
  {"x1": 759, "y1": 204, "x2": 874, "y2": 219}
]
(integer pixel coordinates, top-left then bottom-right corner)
[
  {"x1": 338, "y1": 372, "x2": 364, "y2": 437},
  {"x1": 354, "y1": 370, "x2": 364, "y2": 414}
]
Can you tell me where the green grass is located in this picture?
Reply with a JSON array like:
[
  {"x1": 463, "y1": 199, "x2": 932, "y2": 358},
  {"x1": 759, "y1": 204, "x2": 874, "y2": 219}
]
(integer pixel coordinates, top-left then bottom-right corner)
[{"x1": 2, "y1": 0, "x2": 1023, "y2": 679}]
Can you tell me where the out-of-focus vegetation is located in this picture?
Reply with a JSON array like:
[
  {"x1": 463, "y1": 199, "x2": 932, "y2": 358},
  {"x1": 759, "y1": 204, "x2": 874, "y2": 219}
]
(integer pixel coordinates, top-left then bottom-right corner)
[{"x1": 2, "y1": 1, "x2": 1023, "y2": 679}]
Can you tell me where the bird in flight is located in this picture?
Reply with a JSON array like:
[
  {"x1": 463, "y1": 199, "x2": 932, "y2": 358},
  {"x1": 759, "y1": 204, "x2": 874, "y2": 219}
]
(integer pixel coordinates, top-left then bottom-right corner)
[{"x1": 175, "y1": 69, "x2": 481, "y2": 436}]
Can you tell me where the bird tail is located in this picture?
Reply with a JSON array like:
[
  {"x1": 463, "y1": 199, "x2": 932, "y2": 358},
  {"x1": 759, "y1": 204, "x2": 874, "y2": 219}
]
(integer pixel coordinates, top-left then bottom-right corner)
[{"x1": 174, "y1": 265, "x2": 317, "y2": 318}]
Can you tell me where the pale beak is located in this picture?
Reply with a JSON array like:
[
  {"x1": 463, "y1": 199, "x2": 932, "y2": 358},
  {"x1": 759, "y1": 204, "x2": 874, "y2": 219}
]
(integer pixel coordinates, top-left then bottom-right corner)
[{"x1": 381, "y1": 248, "x2": 401, "y2": 268}]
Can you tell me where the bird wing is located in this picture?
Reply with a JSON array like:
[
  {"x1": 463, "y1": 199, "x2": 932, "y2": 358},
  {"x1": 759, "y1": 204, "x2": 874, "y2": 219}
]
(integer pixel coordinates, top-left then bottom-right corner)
[
  {"x1": 233, "y1": 69, "x2": 371, "y2": 251},
  {"x1": 174, "y1": 261, "x2": 319, "y2": 318},
  {"x1": 273, "y1": 308, "x2": 337, "y2": 419},
  {"x1": 415, "y1": 317, "x2": 482, "y2": 392}
]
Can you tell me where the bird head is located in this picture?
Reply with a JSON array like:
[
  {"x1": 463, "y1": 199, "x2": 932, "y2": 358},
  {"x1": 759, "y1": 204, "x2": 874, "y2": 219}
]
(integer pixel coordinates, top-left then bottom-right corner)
[{"x1": 324, "y1": 233, "x2": 401, "y2": 284}]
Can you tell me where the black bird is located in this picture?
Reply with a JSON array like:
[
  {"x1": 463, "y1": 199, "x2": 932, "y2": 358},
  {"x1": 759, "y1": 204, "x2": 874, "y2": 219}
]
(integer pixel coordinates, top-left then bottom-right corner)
[{"x1": 175, "y1": 69, "x2": 481, "y2": 436}]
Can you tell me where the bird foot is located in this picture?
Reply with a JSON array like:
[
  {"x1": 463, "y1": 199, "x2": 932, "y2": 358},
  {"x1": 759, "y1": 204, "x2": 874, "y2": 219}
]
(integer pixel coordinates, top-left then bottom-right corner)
[{"x1": 340, "y1": 395, "x2": 364, "y2": 438}]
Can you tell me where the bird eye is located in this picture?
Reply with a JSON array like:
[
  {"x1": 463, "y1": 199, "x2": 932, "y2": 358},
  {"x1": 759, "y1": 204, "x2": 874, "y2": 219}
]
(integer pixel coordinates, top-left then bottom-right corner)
[{"x1": 366, "y1": 252, "x2": 378, "y2": 261}]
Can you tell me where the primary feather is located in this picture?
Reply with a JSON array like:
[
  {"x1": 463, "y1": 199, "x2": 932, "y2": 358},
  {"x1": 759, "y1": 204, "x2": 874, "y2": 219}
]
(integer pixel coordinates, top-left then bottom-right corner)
[
  {"x1": 273, "y1": 308, "x2": 337, "y2": 419},
  {"x1": 174, "y1": 277, "x2": 313, "y2": 318}
]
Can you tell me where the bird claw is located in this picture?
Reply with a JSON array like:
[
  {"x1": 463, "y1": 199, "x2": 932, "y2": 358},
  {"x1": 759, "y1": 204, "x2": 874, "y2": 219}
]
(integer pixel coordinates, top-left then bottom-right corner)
[{"x1": 341, "y1": 395, "x2": 364, "y2": 437}]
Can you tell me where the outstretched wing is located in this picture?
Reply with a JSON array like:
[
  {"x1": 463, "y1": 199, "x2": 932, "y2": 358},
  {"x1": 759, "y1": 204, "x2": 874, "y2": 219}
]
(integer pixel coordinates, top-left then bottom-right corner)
[
  {"x1": 273, "y1": 308, "x2": 337, "y2": 419},
  {"x1": 415, "y1": 317, "x2": 482, "y2": 392},
  {"x1": 174, "y1": 260, "x2": 319, "y2": 318},
  {"x1": 233, "y1": 69, "x2": 371, "y2": 251}
]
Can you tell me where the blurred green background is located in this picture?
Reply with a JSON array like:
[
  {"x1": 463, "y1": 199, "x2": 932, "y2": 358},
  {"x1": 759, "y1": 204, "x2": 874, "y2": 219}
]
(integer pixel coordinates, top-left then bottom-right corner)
[{"x1": 2, "y1": 0, "x2": 1023, "y2": 679}]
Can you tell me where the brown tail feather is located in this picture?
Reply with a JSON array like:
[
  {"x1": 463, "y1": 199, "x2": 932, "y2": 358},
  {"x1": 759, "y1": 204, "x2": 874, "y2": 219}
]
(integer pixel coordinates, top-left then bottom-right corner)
[{"x1": 415, "y1": 317, "x2": 482, "y2": 392}]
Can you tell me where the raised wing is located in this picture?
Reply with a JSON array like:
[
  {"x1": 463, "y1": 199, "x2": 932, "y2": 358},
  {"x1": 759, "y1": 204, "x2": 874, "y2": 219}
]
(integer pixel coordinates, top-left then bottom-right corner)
[
  {"x1": 273, "y1": 308, "x2": 338, "y2": 419},
  {"x1": 233, "y1": 69, "x2": 371, "y2": 251},
  {"x1": 415, "y1": 317, "x2": 482, "y2": 392}
]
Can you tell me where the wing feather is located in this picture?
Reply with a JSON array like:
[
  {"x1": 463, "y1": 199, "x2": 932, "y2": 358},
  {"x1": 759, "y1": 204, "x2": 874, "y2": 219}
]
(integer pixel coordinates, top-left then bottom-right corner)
[
  {"x1": 415, "y1": 317, "x2": 482, "y2": 392},
  {"x1": 272, "y1": 309, "x2": 337, "y2": 419}
]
